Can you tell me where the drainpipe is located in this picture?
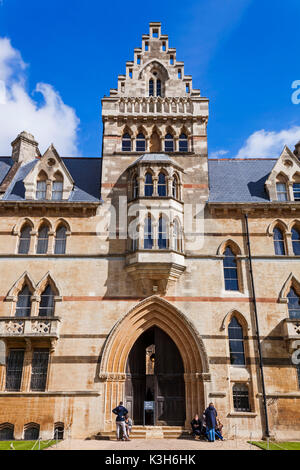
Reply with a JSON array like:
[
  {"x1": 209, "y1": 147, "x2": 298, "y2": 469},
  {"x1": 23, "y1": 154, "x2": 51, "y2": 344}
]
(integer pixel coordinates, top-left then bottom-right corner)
[{"x1": 244, "y1": 213, "x2": 270, "y2": 438}]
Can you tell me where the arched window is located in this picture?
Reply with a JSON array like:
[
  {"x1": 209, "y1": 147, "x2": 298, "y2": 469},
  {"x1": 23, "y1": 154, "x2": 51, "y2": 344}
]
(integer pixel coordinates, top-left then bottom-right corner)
[
  {"x1": 39, "y1": 285, "x2": 55, "y2": 317},
  {"x1": 18, "y1": 224, "x2": 31, "y2": 254},
  {"x1": 149, "y1": 79, "x2": 154, "y2": 96},
  {"x1": 276, "y1": 182, "x2": 288, "y2": 201},
  {"x1": 144, "y1": 215, "x2": 153, "y2": 249},
  {"x1": 287, "y1": 287, "x2": 300, "y2": 319},
  {"x1": 132, "y1": 176, "x2": 139, "y2": 199},
  {"x1": 293, "y1": 182, "x2": 300, "y2": 201},
  {"x1": 156, "y1": 79, "x2": 161, "y2": 97},
  {"x1": 172, "y1": 175, "x2": 179, "y2": 199},
  {"x1": 36, "y1": 172, "x2": 47, "y2": 200},
  {"x1": 36, "y1": 225, "x2": 49, "y2": 254},
  {"x1": 157, "y1": 172, "x2": 167, "y2": 196},
  {"x1": 54, "y1": 423, "x2": 64, "y2": 440},
  {"x1": 54, "y1": 225, "x2": 67, "y2": 254},
  {"x1": 136, "y1": 133, "x2": 146, "y2": 152},
  {"x1": 16, "y1": 285, "x2": 31, "y2": 317},
  {"x1": 228, "y1": 317, "x2": 245, "y2": 365},
  {"x1": 24, "y1": 424, "x2": 40, "y2": 441},
  {"x1": 273, "y1": 227, "x2": 285, "y2": 255},
  {"x1": 179, "y1": 133, "x2": 188, "y2": 152},
  {"x1": 0, "y1": 423, "x2": 14, "y2": 441},
  {"x1": 158, "y1": 215, "x2": 168, "y2": 249},
  {"x1": 173, "y1": 219, "x2": 181, "y2": 252},
  {"x1": 292, "y1": 227, "x2": 300, "y2": 255},
  {"x1": 144, "y1": 172, "x2": 153, "y2": 196},
  {"x1": 233, "y1": 384, "x2": 250, "y2": 412},
  {"x1": 52, "y1": 173, "x2": 63, "y2": 201},
  {"x1": 223, "y1": 247, "x2": 239, "y2": 291},
  {"x1": 164, "y1": 133, "x2": 174, "y2": 152},
  {"x1": 122, "y1": 133, "x2": 131, "y2": 152}
]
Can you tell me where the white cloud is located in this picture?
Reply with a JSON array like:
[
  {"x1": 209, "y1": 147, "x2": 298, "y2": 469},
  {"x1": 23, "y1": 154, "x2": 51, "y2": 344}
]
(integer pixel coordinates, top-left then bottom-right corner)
[
  {"x1": 237, "y1": 126, "x2": 300, "y2": 158},
  {"x1": 209, "y1": 149, "x2": 228, "y2": 158},
  {"x1": 0, "y1": 37, "x2": 80, "y2": 156}
]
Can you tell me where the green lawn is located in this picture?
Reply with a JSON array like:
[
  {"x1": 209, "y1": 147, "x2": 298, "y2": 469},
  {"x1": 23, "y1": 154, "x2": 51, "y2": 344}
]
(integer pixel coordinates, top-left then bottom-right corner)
[
  {"x1": 250, "y1": 441, "x2": 300, "y2": 451},
  {"x1": 0, "y1": 440, "x2": 57, "y2": 450}
]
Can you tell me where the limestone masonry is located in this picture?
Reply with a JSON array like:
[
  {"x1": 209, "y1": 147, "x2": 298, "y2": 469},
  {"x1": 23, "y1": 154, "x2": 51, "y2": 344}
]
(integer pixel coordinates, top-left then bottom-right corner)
[{"x1": 0, "y1": 22, "x2": 299, "y2": 441}]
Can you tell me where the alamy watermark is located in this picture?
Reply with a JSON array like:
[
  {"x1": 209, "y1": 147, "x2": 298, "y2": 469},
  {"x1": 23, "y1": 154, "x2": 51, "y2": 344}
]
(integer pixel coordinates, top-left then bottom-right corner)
[{"x1": 291, "y1": 80, "x2": 300, "y2": 104}]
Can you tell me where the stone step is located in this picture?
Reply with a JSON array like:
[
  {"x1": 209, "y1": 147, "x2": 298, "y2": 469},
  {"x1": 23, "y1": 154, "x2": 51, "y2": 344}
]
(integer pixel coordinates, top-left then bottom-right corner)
[{"x1": 93, "y1": 426, "x2": 191, "y2": 440}]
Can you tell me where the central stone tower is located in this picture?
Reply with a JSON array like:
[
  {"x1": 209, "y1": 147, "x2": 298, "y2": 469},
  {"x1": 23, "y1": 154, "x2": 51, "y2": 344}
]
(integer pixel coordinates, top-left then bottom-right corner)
[{"x1": 101, "y1": 22, "x2": 209, "y2": 295}]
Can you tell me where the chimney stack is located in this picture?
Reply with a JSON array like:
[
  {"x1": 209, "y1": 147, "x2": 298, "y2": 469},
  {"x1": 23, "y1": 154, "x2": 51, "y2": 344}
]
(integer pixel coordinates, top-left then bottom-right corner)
[
  {"x1": 11, "y1": 131, "x2": 39, "y2": 163},
  {"x1": 294, "y1": 140, "x2": 300, "y2": 159}
]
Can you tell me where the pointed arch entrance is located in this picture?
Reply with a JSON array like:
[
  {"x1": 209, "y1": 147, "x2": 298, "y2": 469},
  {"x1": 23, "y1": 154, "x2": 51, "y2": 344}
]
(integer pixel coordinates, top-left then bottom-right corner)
[
  {"x1": 99, "y1": 296, "x2": 210, "y2": 430},
  {"x1": 125, "y1": 326, "x2": 185, "y2": 425}
]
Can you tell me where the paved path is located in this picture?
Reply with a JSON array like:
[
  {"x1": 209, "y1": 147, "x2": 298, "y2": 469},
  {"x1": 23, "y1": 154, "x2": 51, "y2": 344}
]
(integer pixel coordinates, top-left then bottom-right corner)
[{"x1": 47, "y1": 438, "x2": 259, "y2": 451}]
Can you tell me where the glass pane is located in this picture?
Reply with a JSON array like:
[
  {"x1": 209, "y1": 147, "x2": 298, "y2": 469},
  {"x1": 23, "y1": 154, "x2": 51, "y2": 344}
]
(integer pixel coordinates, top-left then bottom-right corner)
[
  {"x1": 287, "y1": 288, "x2": 300, "y2": 319},
  {"x1": 24, "y1": 427, "x2": 39, "y2": 440},
  {"x1": 18, "y1": 226, "x2": 31, "y2": 254},
  {"x1": 165, "y1": 134, "x2": 174, "y2": 152},
  {"x1": 52, "y1": 182, "x2": 63, "y2": 201},
  {"x1": 36, "y1": 181, "x2": 46, "y2": 200},
  {"x1": 36, "y1": 226, "x2": 49, "y2": 254},
  {"x1": 16, "y1": 286, "x2": 31, "y2": 317},
  {"x1": 30, "y1": 349, "x2": 49, "y2": 391},
  {"x1": 6, "y1": 350, "x2": 24, "y2": 391},
  {"x1": 54, "y1": 226, "x2": 67, "y2": 254},
  {"x1": 39, "y1": 285, "x2": 54, "y2": 316}
]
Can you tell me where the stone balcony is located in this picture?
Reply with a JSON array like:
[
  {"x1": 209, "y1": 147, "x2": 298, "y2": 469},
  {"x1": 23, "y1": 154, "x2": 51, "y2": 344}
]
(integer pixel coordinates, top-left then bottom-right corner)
[
  {"x1": 282, "y1": 318, "x2": 300, "y2": 353},
  {"x1": 126, "y1": 250, "x2": 186, "y2": 295},
  {"x1": 0, "y1": 317, "x2": 61, "y2": 339}
]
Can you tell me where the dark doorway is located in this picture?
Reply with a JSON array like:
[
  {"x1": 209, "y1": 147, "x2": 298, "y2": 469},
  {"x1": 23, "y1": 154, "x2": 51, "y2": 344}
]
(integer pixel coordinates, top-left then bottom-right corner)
[{"x1": 125, "y1": 327, "x2": 185, "y2": 426}]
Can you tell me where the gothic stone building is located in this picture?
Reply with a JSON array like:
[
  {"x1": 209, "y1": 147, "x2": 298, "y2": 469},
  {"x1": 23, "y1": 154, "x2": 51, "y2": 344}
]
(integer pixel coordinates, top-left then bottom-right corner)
[{"x1": 0, "y1": 22, "x2": 299, "y2": 441}]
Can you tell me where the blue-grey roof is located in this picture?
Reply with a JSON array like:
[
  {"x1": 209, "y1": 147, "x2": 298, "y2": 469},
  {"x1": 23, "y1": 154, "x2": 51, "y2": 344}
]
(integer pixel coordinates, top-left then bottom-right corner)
[
  {"x1": 0, "y1": 156, "x2": 102, "y2": 202},
  {"x1": 208, "y1": 158, "x2": 276, "y2": 203},
  {"x1": 129, "y1": 153, "x2": 176, "y2": 167},
  {"x1": 0, "y1": 157, "x2": 14, "y2": 185}
]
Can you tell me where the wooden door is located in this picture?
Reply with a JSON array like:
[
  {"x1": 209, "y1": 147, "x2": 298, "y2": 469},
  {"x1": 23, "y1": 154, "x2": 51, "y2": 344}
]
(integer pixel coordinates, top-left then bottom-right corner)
[{"x1": 154, "y1": 327, "x2": 185, "y2": 426}]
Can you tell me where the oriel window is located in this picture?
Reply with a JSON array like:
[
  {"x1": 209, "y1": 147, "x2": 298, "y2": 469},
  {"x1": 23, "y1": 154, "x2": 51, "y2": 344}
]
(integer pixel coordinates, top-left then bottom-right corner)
[
  {"x1": 144, "y1": 216, "x2": 153, "y2": 249},
  {"x1": 144, "y1": 172, "x2": 153, "y2": 196}
]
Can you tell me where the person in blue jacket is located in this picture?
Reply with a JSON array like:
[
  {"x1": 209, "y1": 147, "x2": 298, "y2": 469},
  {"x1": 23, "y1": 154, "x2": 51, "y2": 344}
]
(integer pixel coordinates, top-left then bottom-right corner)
[
  {"x1": 204, "y1": 402, "x2": 218, "y2": 442},
  {"x1": 112, "y1": 401, "x2": 130, "y2": 441}
]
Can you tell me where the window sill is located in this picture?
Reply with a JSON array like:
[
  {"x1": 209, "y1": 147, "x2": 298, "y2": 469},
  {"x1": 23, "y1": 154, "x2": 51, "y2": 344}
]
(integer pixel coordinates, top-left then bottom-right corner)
[{"x1": 227, "y1": 412, "x2": 257, "y2": 418}]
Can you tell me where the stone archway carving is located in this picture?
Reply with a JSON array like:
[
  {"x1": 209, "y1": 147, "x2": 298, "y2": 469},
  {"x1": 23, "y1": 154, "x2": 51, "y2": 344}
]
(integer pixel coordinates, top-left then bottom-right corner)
[{"x1": 99, "y1": 295, "x2": 210, "y2": 430}]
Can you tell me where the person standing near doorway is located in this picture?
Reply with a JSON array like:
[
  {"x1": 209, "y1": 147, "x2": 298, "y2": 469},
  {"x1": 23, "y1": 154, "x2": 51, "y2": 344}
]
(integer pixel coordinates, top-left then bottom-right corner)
[
  {"x1": 204, "y1": 402, "x2": 218, "y2": 442},
  {"x1": 112, "y1": 401, "x2": 130, "y2": 441}
]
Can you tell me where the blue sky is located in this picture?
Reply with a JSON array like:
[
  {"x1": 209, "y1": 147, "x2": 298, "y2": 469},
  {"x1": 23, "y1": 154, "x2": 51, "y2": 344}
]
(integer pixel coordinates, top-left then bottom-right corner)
[{"x1": 0, "y1": 0, "x2": 300, "y2": 158}]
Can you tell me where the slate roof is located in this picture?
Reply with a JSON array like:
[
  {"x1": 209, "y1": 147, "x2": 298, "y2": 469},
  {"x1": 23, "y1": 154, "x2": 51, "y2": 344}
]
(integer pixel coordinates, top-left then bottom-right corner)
[
  {"x1": 0, "y1": 156, "x2": 102, "y2": 202},
  {"x1": 128, "y1": 153, "x2": 177, "y2": 167},
  {"x1": 208, "y1": 158, "x2": 277, "y2": 203}
]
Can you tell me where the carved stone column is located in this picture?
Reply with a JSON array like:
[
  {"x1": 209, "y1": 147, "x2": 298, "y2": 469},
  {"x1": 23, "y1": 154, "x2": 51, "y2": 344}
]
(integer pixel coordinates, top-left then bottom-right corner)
[{"x1": 21, "y1": 339, "x2": 33, "y2": 392}]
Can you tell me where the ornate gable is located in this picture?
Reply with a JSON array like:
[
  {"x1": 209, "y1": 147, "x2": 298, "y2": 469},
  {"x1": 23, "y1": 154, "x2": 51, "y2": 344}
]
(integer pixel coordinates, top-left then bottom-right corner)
[
  {"x1": 265, "y1": 146, "x2": 300, "y2": 201},
  {"x1": 23, "y1": 144, "x2": 74, "y2": 200}
]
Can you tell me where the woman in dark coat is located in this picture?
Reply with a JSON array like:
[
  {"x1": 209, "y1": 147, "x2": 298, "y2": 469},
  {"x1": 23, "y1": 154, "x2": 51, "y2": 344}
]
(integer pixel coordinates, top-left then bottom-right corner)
[
  {"x1": 190, "y1": 414, "x2": 202, "y2": 438},
  {"x1": 204, "y1": 402, "x2": 217, "y2": 442}
]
